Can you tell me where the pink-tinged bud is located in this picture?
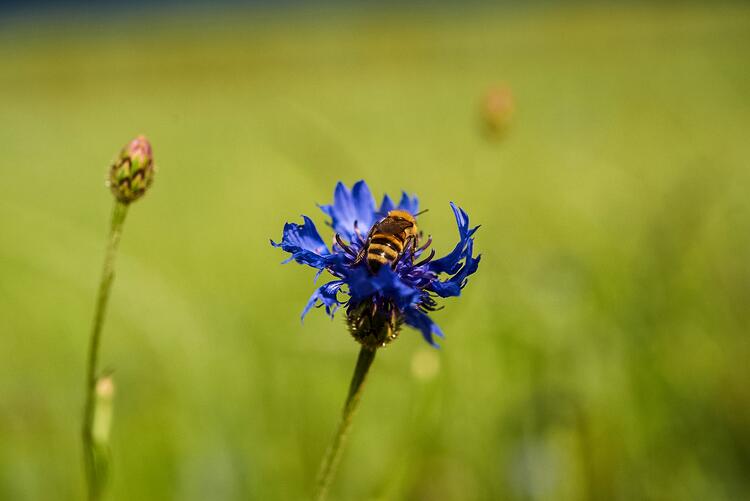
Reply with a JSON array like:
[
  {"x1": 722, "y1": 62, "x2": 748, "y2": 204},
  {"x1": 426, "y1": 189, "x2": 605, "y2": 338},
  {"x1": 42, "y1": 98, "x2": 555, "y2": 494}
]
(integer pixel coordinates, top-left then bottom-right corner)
[
  {"x1": 481, "y1": 85, "x2": 514, "y2": 137},
  {"x1": 108, "y1": 135, "x2": 155, "y2": 204}
]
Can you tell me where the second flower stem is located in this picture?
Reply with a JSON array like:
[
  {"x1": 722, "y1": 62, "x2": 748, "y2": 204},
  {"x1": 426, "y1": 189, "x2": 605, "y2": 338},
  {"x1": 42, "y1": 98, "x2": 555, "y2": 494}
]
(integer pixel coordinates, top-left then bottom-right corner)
[
  {"x1": 314, "y1": 346, "x2": 377, "y2": 501},
  {"x1": 82, "y1": 201, "x2": 128, "y2": 501}
]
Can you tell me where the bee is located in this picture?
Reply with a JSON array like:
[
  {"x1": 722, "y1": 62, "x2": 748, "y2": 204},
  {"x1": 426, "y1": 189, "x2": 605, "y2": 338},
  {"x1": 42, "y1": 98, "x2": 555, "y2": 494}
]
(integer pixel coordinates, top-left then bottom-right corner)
[
  {"x1": 334, "y1": 209, "x2": 431, "y2": 274},
  {"x1": 359, "y1": 209, "x2": 420, "y2": 273}
]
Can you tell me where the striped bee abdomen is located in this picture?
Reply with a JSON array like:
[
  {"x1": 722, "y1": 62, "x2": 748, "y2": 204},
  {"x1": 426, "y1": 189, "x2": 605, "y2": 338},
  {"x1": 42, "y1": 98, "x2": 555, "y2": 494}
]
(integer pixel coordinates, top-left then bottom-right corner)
[
  {"x1": 366, "y1": 234, "x2": 405, "y2": 273},
  {"x1": 363, "y1": 210, "x2": 418, "y2": 274}
]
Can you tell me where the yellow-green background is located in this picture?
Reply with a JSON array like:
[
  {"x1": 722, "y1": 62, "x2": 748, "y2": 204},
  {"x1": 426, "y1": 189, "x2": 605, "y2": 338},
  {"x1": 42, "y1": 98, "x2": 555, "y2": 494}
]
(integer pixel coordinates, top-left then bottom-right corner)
[{"x1": 1, "y1": 2, "x2": 749, "y2": 499}]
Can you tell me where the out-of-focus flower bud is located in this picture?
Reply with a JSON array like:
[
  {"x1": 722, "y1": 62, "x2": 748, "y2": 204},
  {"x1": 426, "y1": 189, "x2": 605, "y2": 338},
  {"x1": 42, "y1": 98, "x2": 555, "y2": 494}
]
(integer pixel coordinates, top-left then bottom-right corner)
[
  {"x1": 481, "y1": 85, "x2": 514, "y2": 137},
  {"x1": 108, "y1": 135, "x2": 155, "y2": 204}
]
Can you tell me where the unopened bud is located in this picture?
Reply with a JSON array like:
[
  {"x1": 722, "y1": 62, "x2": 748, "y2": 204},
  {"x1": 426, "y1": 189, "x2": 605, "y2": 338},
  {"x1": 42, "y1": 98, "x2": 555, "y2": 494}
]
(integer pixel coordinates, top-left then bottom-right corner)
[
  {"x1": 481, "y1": 85, "x2": 514, "y2": 137},
  {"x1": 108, "y1": 135, "x2": 155, "y2": 203}
]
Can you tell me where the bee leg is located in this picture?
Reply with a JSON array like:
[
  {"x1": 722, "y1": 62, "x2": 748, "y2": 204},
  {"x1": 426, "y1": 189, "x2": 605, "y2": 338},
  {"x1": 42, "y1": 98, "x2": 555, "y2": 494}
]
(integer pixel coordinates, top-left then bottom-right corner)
[
  {"x1": 353, "y1": 234, "x2": 371, "y2": 266},
  {"x1": 392, "y1": 236, "x2": 416, "y2": 268},
  {"x1": 335, "y1": 234, "x2": 358, "y2": 259},
  {"x1": 391, "y1": 241, "x2": 406, "y2": 268},
  {"x1": 353, "y1": 248, "x2": 366, "y2": 265},
  {"x1": 408, "y1": 236, "x2": 419, "y2": 263}
]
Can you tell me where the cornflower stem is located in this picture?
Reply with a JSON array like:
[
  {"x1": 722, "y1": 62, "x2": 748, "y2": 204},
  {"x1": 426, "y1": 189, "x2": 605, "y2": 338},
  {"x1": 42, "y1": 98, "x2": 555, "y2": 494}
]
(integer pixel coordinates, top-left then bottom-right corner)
[
  {"x1": 314, "y1": 346, "x2": 377, "y2": 501},
  {"x1": 82, "y1": 201, "x2": 128, "y2": 501}
]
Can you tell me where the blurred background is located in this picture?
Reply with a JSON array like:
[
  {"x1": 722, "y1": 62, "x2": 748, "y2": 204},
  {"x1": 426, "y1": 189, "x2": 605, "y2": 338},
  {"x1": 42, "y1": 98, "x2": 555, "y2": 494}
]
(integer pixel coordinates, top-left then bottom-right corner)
[{"x1": 1, "y1": 1, "x2": 749, "y2": 500}]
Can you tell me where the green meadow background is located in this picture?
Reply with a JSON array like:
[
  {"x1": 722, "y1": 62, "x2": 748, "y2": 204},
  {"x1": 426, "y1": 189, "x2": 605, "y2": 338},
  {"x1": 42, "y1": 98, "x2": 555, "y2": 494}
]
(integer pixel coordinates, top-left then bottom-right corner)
[{"x1": 1, "y1": 2, "x2": 750, "y2": 499}]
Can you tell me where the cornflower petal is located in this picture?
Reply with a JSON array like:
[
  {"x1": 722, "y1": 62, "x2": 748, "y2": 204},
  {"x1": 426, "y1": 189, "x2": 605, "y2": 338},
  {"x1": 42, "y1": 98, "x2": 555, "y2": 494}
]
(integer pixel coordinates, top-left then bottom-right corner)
[
  {"x1": 397, "y1": 191, "x2": 420, "y2": 214},
  {"x1": 428, "y1": 239, "x2": 482, "y2": 298},
  {"x1": 271, "y1": 216, "x2": 331, "y2": 270},
  {"x1": 404, "y1": 308, "x2": 444, "y2": 347},
  {"x1": 320, "y1": 181, "x2": 377, "y2": 240},
  {"x1": 428, "y1": 202, "x2": 479, "y2": 275},
  {"x1": 351, "y1": 181, "x2": 378, "y2": 230},
  {"x1": 379, "y1": 194, "x2": 396, "y2": 214},
  {"x1": 302, "y1": 280, "x2": 345, "y2": 320},
  {"x1": 348, "y1": 267, "x2": 421, "y2": 310}
]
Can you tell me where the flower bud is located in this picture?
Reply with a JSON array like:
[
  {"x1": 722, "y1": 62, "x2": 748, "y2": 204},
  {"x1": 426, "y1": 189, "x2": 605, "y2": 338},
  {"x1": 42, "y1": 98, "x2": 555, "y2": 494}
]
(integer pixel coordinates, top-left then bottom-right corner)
[
  {"x1": 481, "y1": 85, "x2": 514, "y2": 137},
  {"x1": 108, "y1": 135, "x2": 155, "y2": 204},
  {"x1": 347, "y1": 301, "x2": 402, "y2": 349}
]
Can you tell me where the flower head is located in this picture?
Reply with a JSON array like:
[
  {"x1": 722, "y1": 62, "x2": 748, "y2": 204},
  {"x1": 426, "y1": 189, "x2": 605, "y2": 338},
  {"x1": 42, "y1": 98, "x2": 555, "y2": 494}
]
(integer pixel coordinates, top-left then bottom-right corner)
[
  {"x1": 108, "y1": 135, "x2": 155, "y2": 204},
  {"x1": 272, "y1": 181, "x2": 480, "y2": 348}
]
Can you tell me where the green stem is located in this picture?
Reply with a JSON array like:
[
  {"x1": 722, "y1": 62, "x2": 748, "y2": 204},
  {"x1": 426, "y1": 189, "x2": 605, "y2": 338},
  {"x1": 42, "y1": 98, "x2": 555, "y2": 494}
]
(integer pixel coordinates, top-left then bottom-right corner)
[
  {"x1": 82, "y1": 201, "x2": 128, "y2": 501},
  {"x1": 314, "y1": 346, "x2": 377, "y2": 501}
]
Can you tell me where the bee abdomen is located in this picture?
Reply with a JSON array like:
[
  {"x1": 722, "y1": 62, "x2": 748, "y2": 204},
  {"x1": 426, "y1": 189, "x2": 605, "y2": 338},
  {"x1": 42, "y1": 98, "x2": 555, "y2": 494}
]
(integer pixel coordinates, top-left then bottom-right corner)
[{"x1": 366, "y1": 234, "x2": 404, "y2": 272}]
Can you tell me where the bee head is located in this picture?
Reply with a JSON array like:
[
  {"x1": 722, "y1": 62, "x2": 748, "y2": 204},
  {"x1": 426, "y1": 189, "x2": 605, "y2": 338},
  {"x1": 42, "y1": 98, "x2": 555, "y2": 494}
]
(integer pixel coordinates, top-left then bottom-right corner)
[
  {"x1": 387, "y1": 209, "x2": 417, "y2": 224},
  {"x1": 387, "y1": 209, "x2": 419, "y2": 240}
]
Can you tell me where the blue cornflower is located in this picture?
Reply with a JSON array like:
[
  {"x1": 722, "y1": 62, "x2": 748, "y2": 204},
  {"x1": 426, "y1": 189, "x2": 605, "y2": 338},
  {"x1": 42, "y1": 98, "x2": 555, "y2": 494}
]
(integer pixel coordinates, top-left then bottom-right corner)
[{"x1": 272, "y1": 180, "x2": 480, "y2": 348}]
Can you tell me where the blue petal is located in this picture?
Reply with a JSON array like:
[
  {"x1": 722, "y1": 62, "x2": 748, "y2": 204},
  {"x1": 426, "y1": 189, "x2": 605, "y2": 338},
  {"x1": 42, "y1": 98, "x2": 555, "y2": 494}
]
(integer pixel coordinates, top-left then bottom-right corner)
[
  {"x1": 397, "y1": 191, "x2": 419, "y2": 215},
  {"x1": 319, "y1": 182, "x2": 353, "y2": 238},
  {"x1": 404, "y1": 308, "x2": 444, "y2": 347},
  {"x1": 347, "y1": 266, "x2": 421, "y2": 310},
  {"x1": 429, "y1": 202, "x2": 479, "y2": 275},
  {"x1": 271, "y1": 215, "x2": 331, "y2": 270},
  {"x1": 319, "y1": 181, "x2": 377, "y2": 241},
  {"x1": 429, "y1": 239, "x2": 481, "y2": 297},
  {"x1": 352, "y1": 181, "x2": 377, "y2": 230},
  {"x1": 302, "y1": 280, "x2": 345, "y2": 320},
  {"x1": 379, "y1": 194, "x2": 395, "y2": 214}
]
